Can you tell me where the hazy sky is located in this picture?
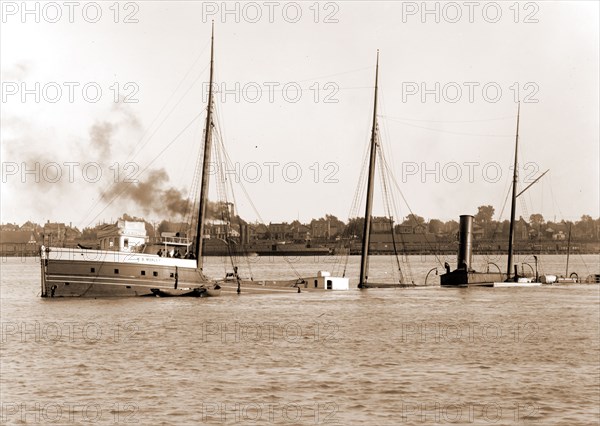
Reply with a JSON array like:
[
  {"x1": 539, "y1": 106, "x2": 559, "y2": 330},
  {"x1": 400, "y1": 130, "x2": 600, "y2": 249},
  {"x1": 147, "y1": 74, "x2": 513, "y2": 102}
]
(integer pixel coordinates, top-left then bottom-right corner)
[{"x1": 1, "y1": 1, "x2": 598, "y2": 229}]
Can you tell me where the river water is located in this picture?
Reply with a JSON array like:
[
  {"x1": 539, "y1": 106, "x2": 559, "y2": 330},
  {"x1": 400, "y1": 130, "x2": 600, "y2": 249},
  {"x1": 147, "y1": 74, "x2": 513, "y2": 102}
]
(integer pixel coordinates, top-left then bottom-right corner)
[{"x1": 1, "y1": 254, "x2": 598, "y2": 425}]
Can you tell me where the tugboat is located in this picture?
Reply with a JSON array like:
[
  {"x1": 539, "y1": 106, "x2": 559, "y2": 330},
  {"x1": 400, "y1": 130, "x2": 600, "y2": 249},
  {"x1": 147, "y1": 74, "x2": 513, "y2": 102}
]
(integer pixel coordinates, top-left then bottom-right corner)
[{"x1": 441, "y1": 104, "x2": 545, "y2": 288}]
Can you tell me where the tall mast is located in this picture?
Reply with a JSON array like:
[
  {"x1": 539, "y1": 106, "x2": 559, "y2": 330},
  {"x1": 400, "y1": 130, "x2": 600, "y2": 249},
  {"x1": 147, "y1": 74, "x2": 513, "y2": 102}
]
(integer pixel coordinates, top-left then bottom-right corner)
[
  {"x1": 506, "y1": 102, "x2": 520, "y2": 280},
  {"x1": 195, "y1": 22, "x2": 215, "y2": 268},
  {"x1": 358, "y1": 50, "x2": 379, "y2": 288}
]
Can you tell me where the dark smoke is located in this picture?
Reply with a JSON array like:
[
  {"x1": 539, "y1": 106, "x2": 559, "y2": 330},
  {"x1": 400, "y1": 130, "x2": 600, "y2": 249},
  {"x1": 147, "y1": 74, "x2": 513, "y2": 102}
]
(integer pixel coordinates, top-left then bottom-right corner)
[{"x1": 101, "y1": 168, "x2": 193, "y2": 218}]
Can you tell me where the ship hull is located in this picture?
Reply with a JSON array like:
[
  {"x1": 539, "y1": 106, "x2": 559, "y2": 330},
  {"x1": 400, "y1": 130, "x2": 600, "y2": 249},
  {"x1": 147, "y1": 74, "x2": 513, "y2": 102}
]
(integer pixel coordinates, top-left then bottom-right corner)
[
  {"x1": 41, "y1": 248, "x2": 220, "y2": 298},
  {"x1": 217, "y1": 279, "x2": 341, "y2": 295},
  {"x1": 440, "y1": 270, "x2": 506, "y2": 287},
  {"x1": 440, "y1": 270, "x2": 545, "y2": 287}
]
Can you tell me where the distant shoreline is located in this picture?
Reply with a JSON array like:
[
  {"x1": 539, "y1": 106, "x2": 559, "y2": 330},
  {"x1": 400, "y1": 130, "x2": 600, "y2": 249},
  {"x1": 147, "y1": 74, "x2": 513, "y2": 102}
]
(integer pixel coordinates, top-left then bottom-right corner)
[{"x1": 4, "y1": 248, "x2": 599, "y2": 258}]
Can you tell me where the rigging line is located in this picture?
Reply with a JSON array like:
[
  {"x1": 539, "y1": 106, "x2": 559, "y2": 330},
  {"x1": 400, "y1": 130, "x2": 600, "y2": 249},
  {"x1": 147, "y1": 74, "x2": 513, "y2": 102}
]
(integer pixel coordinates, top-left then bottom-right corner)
[
  {"x1": 349, "y1": 124, "x2": 372, "y2": 216},
  {"x1": 128, "y1": 68, "x2": 210, "y2": 163},
  {"x1": 342, "y1": 137, "x2": 371, "y2": 276},
  {"x1": 214, "y1": 110, "x2": 243, "y2": 271},
  {"x1": 84, "y1": 111, "x2": 204, "y2": 228},
  {"x1": 489, "y1": 182, "x2": 512, "y2": 247},
  {"x1": 378, "y1": 91, "x2": 398, "y2": 183},
  {"x1": 213, "y1": 126, "x2": 302, "y2": 281},
  {"x1": 214, "y1": 83, "x2": 372, "y2": 95},
  {"x1": 377, "y1": 140, "x2": 404, "y2": 284},
  {"x1": 209, "y1": 104, "x2": 267, "y2": 226},
  {"x1": 78, "y1": 59, "x2": 210, "y2": 228},
  {"x1": 125, "y1": 41, "x2": 211, "y2": 161},
  {"x1": 184, "y1": 119, "x2": 205, "y2": 231},
  {"x1": 217, "y1": 140, "x2": 265, "y2": 224},
  {"x1": 377, "y1": 133, "x2": 404, "y2": 283},
  {"x1": 216, "y1": 164, "x2": 239, "y2": 276},
  {"x1": 379, "y1": 139, "x2": 412, "y2": 283},
  {"x1": 221, "y1": 138, "x2": 255, "y2": 280},
  {"x1": 179, "y1": 120, "x2": 205, "y2": 234},
  {"x1": 379, "y1": 115, "x2": 515, "y2": 123},
  {"x1": 79, "y1": 99, "x2": 209, "y2": 228},
  {"x1": 383, "y1": 118, "x2": 515, "y2": 138},
  {"x1": 379, "y1": 153, "x2": 445, "y2": 269},
  {"x1": 214, "y1": 133, "x2": 240, "y2": 277},
  {"x1": 547, "y1": 172, "x2": 565, "y2": 219}
]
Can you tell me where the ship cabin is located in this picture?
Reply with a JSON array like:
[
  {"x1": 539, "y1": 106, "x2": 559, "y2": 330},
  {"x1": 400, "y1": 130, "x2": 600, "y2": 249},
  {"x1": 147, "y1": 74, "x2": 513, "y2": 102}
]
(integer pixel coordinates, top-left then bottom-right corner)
[
  {"x1": 97, "y1": 220, "x2": 147, "y2": 253},
  {"x1": 306, "y1": 271, "x2": 349, "y2": 290},
  {"x1": 140, "y1": 232, "x2": 195, "y2": 259}
]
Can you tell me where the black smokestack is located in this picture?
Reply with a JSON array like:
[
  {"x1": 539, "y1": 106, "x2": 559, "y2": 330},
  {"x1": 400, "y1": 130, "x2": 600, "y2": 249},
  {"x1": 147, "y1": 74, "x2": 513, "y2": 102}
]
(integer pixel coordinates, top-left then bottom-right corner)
[{"x1": 457, "y1": 215, "x2": 473, "y2": 271}]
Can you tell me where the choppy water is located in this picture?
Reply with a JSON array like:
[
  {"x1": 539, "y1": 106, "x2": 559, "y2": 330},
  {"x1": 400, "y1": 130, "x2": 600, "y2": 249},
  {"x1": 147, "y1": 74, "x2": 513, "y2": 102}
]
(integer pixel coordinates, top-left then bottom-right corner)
[{"x1": 1, "y1": 255, "x2": 599, "y2": 425}]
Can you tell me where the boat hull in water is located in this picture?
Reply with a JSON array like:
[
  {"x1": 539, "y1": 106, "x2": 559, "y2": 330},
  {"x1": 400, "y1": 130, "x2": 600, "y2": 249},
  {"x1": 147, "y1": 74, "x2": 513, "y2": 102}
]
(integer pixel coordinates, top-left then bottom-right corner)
[
  {"x1": 440, "y1": 270, "x2": 506, "y2": 287},
  {"x1": 40, "y1": 247, "x2": 221, "y2": 298},
  {"x1": 218, "y1": 274, "x2": 351, "y2": 295},
  {"x1": 492, "y1": 281, "x2": 542, "y2": 288}
]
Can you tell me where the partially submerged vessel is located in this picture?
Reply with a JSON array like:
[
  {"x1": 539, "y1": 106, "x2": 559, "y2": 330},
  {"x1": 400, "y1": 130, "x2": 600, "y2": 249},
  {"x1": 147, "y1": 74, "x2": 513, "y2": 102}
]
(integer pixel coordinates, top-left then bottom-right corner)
[
  {"x1": 352, "y1": 52, "x2": 415, "y2": 289},
  {"x1": 41, "y1": 24, "x2": 222, "y2": 298},
  {"x1": 41, "y1": 24, "x2": 349, "y2": 297},
  {"x1": 441, "y1": 104, "x2": 545, "y2": 288}
]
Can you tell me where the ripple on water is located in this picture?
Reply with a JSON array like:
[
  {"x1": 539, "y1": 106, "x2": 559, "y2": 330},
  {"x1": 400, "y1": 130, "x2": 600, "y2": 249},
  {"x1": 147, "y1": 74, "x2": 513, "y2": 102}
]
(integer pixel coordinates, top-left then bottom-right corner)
[{"x1": 1, "y1": 257, "x2": 599, "y2": 425}]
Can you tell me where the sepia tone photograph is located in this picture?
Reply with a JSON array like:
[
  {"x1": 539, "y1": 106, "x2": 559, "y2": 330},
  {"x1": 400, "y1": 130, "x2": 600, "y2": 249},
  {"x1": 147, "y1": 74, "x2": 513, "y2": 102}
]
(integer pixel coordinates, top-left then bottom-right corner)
[{"x1": 1, "y1": 1, "x2": 599, "y2": 424}]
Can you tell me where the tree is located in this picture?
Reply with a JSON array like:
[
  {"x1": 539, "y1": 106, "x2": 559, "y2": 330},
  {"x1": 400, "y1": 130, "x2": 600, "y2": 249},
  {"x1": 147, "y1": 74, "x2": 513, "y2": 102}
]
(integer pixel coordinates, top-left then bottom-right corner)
[
  {"x1": 529, "y1": 213, "x2": 544, "y2": 227},
  {"x1": 428, "y1": 219, "x2": 444, "y2": 234},
  {"x1": 475, "y1": 205, "x2": 495, "y2": 224},
  {"x1": 343, "y1": 217, "x2": 364, "y2": 239},
  {"x1": 444, "y1": 220, "x2": 459, "y2": 234},
  {"x1": 575, "y1": 214, "x2": 595, "y2": 239},
  {"x1": 475, "y1": 205, "x2": 495, "y2": 237},
  {"x1": 403, "y1": 214, "x2": 425, "y2": 226}
]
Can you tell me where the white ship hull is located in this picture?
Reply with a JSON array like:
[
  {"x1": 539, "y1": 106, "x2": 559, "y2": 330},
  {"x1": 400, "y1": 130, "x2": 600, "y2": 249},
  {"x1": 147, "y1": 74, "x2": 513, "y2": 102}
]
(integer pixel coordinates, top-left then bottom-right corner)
[
  {"x1": 492, "y1": 281, "x2": 543, "y2": 288},
  {"x1": 41, "y1": 247, "x2": 220, "y2": 298},
  {"x1": 40, "y1": 248, "x2": 349, "y2": 297}
]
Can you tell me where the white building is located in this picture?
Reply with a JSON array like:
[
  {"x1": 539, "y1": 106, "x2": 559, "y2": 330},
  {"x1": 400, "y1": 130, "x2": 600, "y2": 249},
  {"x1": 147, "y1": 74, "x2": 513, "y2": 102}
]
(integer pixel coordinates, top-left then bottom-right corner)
[{"x1": 97, "y1": 221, "x2": 147, "y2": 252}]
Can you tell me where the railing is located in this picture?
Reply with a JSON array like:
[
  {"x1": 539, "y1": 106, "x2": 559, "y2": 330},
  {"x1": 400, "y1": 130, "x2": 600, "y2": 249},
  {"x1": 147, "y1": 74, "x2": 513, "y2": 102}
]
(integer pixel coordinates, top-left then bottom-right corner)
[{"x1": 149, "y1": 236, "x2": 192, "y2": 246}]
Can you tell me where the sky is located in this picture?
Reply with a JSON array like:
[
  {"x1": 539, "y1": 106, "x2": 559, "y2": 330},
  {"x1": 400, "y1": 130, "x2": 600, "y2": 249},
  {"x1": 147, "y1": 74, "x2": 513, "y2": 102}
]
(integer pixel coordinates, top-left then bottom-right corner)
[{"x1": 1, "y1": 1, "x2": 598, "y2": 229}]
